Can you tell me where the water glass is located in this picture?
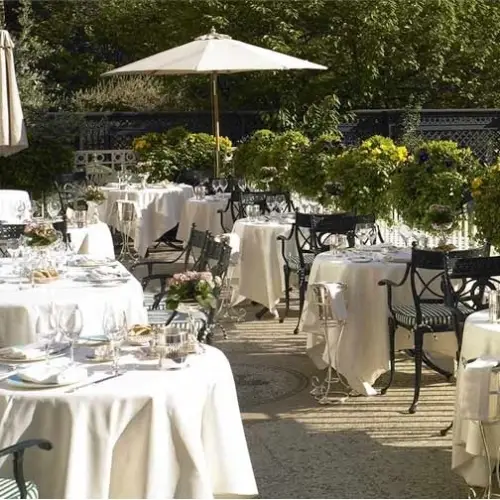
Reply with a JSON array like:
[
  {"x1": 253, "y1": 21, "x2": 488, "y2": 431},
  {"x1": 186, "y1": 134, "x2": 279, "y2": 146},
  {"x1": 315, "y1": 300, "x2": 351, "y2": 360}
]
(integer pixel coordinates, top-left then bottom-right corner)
[
  {"x1": 330, "y1": 234, "x2": 347, "y2": 254},
  {"x1": 103, "y1": 308, "x2": 127, "y2": 374},
  {"x1": 211, "y1": 179, "x2": 220, "y2": 198},
  {"x1": 355, "y1": 223, "x2": 374, "y2": 246},
  {"x1": 59, "y1": 305, "x2": 83, "y2": 364},
  {"x1": 16, "y1": 201, "x2": 26, "y2": 222},
  {"x1": 489, "y1": 291, "x2": 500, "y2": 323},
  {"x1": 36, "y1": 303, "x2": 59, "y2": 363},
  {"x1": 219, "y1": 178, "x2": 228, "y2": 195}
]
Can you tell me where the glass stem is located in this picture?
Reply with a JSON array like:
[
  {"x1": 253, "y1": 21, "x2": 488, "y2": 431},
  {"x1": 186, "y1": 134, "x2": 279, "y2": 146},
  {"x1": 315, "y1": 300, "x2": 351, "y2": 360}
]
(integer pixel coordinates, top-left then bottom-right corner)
[{"x1": 70, "y1": 341, "x2": 75, "y2": 364}]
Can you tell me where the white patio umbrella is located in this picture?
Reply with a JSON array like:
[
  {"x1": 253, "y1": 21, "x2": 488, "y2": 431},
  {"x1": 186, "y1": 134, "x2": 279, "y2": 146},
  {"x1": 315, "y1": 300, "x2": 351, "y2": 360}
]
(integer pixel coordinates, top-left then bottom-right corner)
[
  {"x1": 0, "y1": 30, "x2": 27, "y2": 156},
  {"x1": 103, "y1": 28, "x2": 327, "y2": 175}
]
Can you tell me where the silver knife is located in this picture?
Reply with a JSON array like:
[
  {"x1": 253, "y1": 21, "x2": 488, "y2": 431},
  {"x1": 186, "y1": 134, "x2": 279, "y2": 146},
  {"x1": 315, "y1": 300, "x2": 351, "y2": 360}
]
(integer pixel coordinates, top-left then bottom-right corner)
[{"x1": 65, "y1": 372, "x2": 124, "y2": 393}]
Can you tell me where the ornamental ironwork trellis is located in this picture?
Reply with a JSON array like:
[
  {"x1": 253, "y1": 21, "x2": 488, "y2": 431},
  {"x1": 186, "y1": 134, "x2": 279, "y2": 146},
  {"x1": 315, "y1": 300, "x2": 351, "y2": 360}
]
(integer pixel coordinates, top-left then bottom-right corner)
[{"x1": 74, "y1": 108, "x2": 500, "y2": 164}]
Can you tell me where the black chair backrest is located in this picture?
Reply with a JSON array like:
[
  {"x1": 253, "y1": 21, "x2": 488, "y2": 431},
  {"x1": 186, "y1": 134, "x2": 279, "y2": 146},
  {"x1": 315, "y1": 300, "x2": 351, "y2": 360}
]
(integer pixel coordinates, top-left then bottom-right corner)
[
  {"x1": 409, "y1": 245, "x2": 489, "y2": 323},
  {"x1": 293, "y1": 212, "x2": 355, "y2": 267},
  {"x1": 238, "y1": 191, "x2": 293, "y2": 217},
  {"x1": 0, "y1": 223, "x2": 25, "y2": 240},
  {"x1": 185, "y1": 224, "x2": 210, "y2": 271},
  {"x1": 444, "y1": 254, "x2": 500, "y2": 311}
]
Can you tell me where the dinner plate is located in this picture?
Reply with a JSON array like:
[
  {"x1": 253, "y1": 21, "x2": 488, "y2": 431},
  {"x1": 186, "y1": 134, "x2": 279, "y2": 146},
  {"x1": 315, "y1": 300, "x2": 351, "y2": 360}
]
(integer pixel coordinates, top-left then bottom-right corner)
[
  {"x1": 69, "y1": 259, "x2": 117, "y2": 268},
  {"x1": 6, "y1": 373, "x2": 88, "y2": 389},
  {"x1": 0, "y1": 345, "x2": 68, "y2": 364}
]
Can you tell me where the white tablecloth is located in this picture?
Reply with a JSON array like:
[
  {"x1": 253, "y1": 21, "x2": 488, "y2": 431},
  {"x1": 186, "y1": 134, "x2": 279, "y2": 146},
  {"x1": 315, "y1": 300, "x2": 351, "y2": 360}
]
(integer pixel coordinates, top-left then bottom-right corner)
[
  {"x1": 67, "y1": 222, "x2": 114, "y2": 259},
  {"x1": 232, "y1": 219, "x2": 294, "y2": 311},
  {"x1": 0, "y1": 346, "x2": 258, "y2": 499},
  {"x1": 99, "y1": 184, "x2": 194, "y2": 257},
  {"x1": 0, "y1": 262, "x2": 146, "y2": 347},
  {"x1": 452, "y1": 310, "x2": 500, "y2": 487},
  {"x1": 300, "y1": 249, "x2": 456, "y2": 395},
  {"x1": 0, "y1": 190, "x2": 31, "y2": 222},
  {"x1": 177, "y1": 196, "x2": 231, "y2": 241}
]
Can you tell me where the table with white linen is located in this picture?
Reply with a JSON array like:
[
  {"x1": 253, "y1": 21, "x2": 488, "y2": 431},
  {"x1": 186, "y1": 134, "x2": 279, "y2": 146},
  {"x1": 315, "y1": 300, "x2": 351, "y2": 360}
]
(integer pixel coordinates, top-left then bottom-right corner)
[
  {"x1": 0, "y1": 189, "x2": 31, "y2": 221},
  {"x1": 232, "y1": 218, "x2": 295, "y2": 311},
  {"x1": 0, "y1": 346, "x2": 258, "y2": 499},
  {"x1": 177, "y1": 196, "x2": 232, "y2": 241},
  {"x1": 67, "y1": 222, "x2": 115, "y2": 259},
  {"x1": 300, "y1": 248, "x2": 457, "y2": 396},
  {"x1": 452, "y1": 310, "x2": 500, "y2": 487},
  {"x1": 99, "y1": 184, "x2": 194, "y2": 257},
  {"x1": 0, "y1": 261, "x2": 146, "y2": 347}
]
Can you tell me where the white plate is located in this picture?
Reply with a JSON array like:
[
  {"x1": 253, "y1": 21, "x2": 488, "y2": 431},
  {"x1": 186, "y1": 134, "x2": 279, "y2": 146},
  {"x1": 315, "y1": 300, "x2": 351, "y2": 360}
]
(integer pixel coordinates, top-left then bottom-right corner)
[
  {"x1": 69, "y1": 259, "x2": 117, "y2": 268},
  {"x1": 0, "y1": 352, "x2": 45, "y2": 363},
  {"x1": 349, "y1": 257, "x2": 373, "y2": 263},
  {"x1": 6, "y1": 373, "x2": 89, "y2": 389}
]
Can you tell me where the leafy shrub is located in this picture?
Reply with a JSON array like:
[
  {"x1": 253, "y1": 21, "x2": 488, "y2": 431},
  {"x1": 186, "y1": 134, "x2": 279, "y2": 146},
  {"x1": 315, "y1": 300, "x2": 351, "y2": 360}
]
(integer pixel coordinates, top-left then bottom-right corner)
[
  {"x1": 232, "y1": 129, "x2": 309, "y2": 190},
  {"x1": 133, "y1": 126, "x2": 232, "y2": 181},
  {"x1": 326, "y1": 136, "x2": 407, "y2": 221},
  {"x1": 390, "y1": 140, "x2": 480, "y2": 231},
  {"x1": 471, "y1": 162, "x2": 500, "y2": 247},
  {"x1": 72, "y1": 76, "x2": 174, "y2": 112}
]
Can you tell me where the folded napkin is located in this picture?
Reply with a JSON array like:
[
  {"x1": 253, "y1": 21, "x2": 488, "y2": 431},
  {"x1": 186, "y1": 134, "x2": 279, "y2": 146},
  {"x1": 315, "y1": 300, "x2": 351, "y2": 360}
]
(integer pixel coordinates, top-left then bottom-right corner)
[
  {"x1": 323, "y1": 282, "x2": 348, "y2": 321},
  {"x1": 89, "y1": 267, "x2": 124, "y2": 280},
  {"x1": 18, "y1": 363, "x2": 88, "y2": 385},
  {"x1": 459, "y1": 356, "x2": 500, "y2": 421},
  {"x1": 0, "y1": 346, "x2": 44, "y2": 360}
]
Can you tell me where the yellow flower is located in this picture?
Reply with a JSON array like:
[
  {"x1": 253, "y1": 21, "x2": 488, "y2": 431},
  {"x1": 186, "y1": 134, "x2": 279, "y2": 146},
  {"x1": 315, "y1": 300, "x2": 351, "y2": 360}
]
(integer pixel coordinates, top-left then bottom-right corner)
[
  {"x1": 372, "y1": 147, "x2": 382, "y2": 156},
  {"x1": 471, "y1": 177, "x2": 483, "y2": 190}
]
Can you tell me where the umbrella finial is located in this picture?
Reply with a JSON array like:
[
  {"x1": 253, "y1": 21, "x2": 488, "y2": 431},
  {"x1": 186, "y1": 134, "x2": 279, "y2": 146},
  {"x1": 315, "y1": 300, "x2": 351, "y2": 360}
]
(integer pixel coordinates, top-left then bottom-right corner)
[{"x1": 195, "y1": 28, "x2": 232, "y2": 41}]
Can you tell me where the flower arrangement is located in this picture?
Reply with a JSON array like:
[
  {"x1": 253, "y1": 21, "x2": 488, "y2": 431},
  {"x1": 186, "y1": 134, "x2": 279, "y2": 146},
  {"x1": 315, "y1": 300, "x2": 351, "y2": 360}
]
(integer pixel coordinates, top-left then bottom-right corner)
[
  {"x1": 24, "y1": 222, "x2": 58, "y2": 247},
  {"x1": 390, "y1": 140, "x2": 480, "y2": 231},
  {"x1": 325, "y1": 136, "x2": 408, "y2": 221},
  {"x1": 84, "y1": 185, "x2": 106, "y2": 204},
  {"x1": 166, "y1": 271, "x2": 222, "y2": 311},
  {"x1": 471, "y1": 161, "x2": 500, "y2": 248}
]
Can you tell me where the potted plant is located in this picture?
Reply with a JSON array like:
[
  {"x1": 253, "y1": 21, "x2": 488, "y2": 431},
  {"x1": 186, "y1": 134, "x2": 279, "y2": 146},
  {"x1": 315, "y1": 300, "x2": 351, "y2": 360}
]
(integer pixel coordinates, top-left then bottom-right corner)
[
  {"x1": 390, "y1": 140, "x2": 480, "y2": 232},
  {"x1": 326, "y1": 135, "x2": 407, "y2": 221},
  {"x1": 24, "y1": 222, "x2": 58, "y2": 248}
]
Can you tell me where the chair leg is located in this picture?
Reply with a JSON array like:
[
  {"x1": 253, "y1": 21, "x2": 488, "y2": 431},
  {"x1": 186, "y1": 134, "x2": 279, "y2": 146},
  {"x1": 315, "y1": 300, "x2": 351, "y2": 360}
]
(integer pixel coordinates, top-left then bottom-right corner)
[
  {"x1": 381, "y1": 317, "x2": 396, "y2": 395},
  {"x1": 440, "y1": 421, "x2": 453, "y2": 436},
  {"x1": 294, "y1": 271, "x2": 306, "y2": 335},
  {"x1": 409, "y1": 330, "x2": 424, "y2": 414},
  {"x1": 280, "y1": 267, "x2": 291, "y2": 324}
]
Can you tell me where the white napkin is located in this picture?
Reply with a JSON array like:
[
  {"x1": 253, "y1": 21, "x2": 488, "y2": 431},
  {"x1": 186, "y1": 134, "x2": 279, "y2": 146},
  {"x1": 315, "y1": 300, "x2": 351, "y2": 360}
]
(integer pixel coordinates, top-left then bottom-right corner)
[
  {"x1": 459, "y1": 356, "x2": 500, "y2": 421},
  {"x1": 89, "y1": 267, "x2": 124, "y2": 280},
  {"x1": 0, "y1": 346, "x2": 44, "y2": 360},
  {"x1": 18, "y1": 363, "x2": 88, "y2": 385},
  {"x1": 324, "y1": 283, "x2": 348, "y2": 321}
]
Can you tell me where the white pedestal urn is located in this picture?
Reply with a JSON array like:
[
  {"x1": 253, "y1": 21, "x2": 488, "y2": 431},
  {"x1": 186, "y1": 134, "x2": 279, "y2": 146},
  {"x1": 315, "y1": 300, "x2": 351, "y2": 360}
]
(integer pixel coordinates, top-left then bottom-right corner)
[{"x1": 86, "y1": 201, "x2": 101, "y2": 224}]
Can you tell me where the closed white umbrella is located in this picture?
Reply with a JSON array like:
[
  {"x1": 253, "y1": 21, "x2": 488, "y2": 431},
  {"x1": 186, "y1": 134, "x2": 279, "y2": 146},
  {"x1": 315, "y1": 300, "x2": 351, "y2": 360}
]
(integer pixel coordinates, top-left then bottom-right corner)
[
  {"x1": 103, "y1": 29, "x2": 327, "y2": 175},
  {"x1": 0, "y1": 30, "x2": 27, "y2": 156}
]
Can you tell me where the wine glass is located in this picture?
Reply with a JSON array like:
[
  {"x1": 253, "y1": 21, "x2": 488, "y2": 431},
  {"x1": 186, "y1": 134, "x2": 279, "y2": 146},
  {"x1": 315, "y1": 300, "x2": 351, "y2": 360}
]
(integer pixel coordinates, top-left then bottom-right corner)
[
  {"x1": 36, "y1": 303, "x2": 59, "y2": 364},
  {"x1": 47, "y1": 200, "x2": 61, "y2": 220},
  {"x1": 103, "y1": 307, "x2": 127, "y2": 374},
  {"x1": 16, "y1": 201, "x2": 26, "y2": 222},
  {"x1": 266, "y1": 195, "x2": 276, "y2": 220},
  {"x1": 355, "y1": 223, "x2": 374, "y2": 246},
  {"x1": 219, "y1": 178, "x2": 228, "y2": 196},
  {"x1": 59, "y1": 305, "x2": 83, "y2": 365},
  {"x1": 6, "y1": 238, "x2": 21, "y2": 260},
  {"x1": 211, "y1": 179, "x2": 220, "y2": 198},
  {"x1": 238, "y1": 178, "x2": 247, "y2": 192},
  {"x1": 329, "y1": 234, "x2": 347, "y2": 254}
]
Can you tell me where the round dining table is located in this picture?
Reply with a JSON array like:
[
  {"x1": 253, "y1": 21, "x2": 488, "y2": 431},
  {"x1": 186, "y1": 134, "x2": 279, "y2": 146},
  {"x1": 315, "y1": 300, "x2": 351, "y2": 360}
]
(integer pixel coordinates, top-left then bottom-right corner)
[
  {"x1": 0, "y1": 345, "x2": 258, "y2": 499},
  {"x1": 0, "y1": 260, "x2": 146, "y2": 347},
  {"x1": 98, "y1": 183, "x2": 194, "y2": 257},
  {"x1": 176, "y1": 195, "x2": 232, "y2": 241},
  {"x1": 300, "y1": 247, "x2": 457, "y2": 396}
]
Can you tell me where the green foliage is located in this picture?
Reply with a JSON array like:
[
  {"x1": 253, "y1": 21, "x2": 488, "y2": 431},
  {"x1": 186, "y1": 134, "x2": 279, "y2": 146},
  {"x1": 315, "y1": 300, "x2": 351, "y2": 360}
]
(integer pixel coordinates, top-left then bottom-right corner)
[
  {"x1": 471, "y1": 163, "x2": 500, "y2": 247},
  {"x1": 287, "y1": 133, "x2": 343, "y2": 202},
  {"x1": 133, "y1": 127, "x2": 232, "y2": 181},
  {"x1": 326, "y1": 136, "x2": 407, "y2": 221},
  {"x1": 71, "y1": 76, "x2": 176, "y2": 112},
  {"x1": 232, "y1": 129, "x2": 309, "y2": 190},
  {"x1": 390, "y1": 140, "x2": 480, "y2": 231}
]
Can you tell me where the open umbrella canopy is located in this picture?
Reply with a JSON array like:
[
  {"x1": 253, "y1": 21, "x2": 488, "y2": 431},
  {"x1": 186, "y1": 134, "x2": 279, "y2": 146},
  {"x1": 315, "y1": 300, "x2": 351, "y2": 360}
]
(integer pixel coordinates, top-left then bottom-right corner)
[
  {"x1": 102, "y1": 29, "x2": 327, "y2": 76},
  {"x1": 103, "y1": 29, "x2": 327, "y2": 175},
  {"x1": 0, "y1": 30, "x2": 27, "y2": 157}
]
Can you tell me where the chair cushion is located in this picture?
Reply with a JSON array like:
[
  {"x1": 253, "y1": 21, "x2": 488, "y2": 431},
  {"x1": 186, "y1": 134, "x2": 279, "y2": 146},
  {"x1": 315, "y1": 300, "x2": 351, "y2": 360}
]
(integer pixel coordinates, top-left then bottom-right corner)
[
  {"x1": 0, "y1": 478, "x2": 38, "y2": 498},
  {"x1": 392, "y1": 303, "x2": 471, "y2": 328},
  {"x1": 286, "y1": 254, "x2": 315, "y2": 272}
]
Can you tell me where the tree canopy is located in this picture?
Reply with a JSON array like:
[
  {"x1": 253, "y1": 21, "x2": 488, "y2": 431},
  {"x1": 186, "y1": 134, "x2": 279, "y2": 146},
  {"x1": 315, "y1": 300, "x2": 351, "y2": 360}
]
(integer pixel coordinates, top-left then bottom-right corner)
[{"x1": 4, "y1": 0, "x2": 500, "y2": 112}]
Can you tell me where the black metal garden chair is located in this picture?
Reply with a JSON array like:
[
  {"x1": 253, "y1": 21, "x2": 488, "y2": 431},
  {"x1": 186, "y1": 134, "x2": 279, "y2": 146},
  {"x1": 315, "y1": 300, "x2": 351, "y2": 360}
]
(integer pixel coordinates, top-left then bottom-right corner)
[
  {"x1": 378, "y1": 244, "x2": 489, "y2": 414},
  {"x1": 218, "y1": 191, "x2": 242, "y2": 233},
  {"x1": 0, "y1": 224, "x2": 26, "y2": 257},
  {"x1": 0, "y1": 439, "x2": 52, "y2": 498},
  {"x1": 279, "y1": 211, "x2": 357, "y2": 333}
]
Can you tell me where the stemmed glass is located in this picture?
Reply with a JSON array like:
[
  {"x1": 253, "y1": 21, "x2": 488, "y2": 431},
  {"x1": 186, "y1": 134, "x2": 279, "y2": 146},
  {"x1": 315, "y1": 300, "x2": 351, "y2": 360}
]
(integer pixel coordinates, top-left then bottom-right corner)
[
  {"x1": 103, "y1": 307, "x2": 127, "y2": 375},
  {"x1": 266, "y1": 195, "x2": 277, "y2": 220},
  {"x1": 47, "y1": 200, "x2": 61, "y2": 220},
  {"x1": 16, "y1": 201, "x2": 26, "y2": 222},
  {"x1": 329, "y1": 234, "x2": 347, "y2": 254},
  {"x1": 238, "y1": 178, "x2": 247, "y2": 192},
  {"x1": 219, "y1": 178, "x2": 228, "y2": 196},
  {"x1": 59, "y1": 305, "x2": 83, "y2": 365},
  {"x1": 36, "y1": 303, "x2": 59, "y2": 364},
  {"x1": 6, "y1": 238, "x2": 21, "y2": 260},
  {"x1": 355, "y1": 223, "x2": 374, "y2": 246},
  {"x1": 211, "y1": 179, "x2": 220, "y2": 198}
]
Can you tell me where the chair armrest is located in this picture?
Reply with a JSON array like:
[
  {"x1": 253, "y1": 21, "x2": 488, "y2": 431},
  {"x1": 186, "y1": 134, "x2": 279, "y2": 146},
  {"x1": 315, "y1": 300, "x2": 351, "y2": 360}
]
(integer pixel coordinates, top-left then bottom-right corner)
[
  {"x1": 0, "y1": 439, "x2": 52, "y2": 499},
  {"x1": 278, "y1": 226, "x2": 295, "y2": 266},
  {"x1": 142, "y1": 273, "x2": 172, "y2": 293},
  {"x1": 217, "y1": 205, "x2": 230, "y2": 233},
  {"x1": 378, "y1": 264, "x2": 410, "y2": 288}
]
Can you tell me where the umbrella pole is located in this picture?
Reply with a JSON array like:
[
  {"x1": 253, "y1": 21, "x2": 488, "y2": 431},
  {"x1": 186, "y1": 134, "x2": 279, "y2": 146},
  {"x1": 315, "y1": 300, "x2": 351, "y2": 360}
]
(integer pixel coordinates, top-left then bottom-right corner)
[{"x1": 211, "y1": 73, "x2": 220, "y2": 177}]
